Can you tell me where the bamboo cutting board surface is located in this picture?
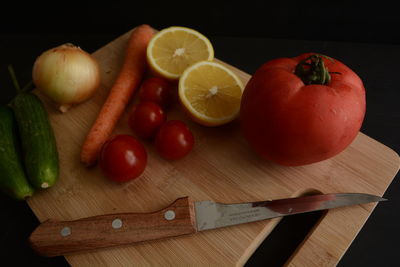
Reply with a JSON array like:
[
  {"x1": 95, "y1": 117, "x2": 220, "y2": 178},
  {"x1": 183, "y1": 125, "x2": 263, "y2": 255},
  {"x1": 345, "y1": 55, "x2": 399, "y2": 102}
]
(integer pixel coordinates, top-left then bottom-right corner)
[{"x1": 27, "y1": 28, "x2": 400, "y2": 266}]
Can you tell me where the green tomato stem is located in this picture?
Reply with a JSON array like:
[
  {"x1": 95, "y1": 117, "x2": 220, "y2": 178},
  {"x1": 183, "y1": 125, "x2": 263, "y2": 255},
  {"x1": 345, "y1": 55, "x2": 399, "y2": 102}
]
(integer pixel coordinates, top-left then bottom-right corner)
[{"x1": 294, "y1": 54, "x2": 332, "y2": 85}]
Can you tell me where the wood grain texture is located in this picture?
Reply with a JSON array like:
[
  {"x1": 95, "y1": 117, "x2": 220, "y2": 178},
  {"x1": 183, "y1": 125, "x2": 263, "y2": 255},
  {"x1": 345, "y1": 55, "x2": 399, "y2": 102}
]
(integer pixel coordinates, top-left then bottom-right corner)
[
  {"x1": 29, "y1": 197, "x2": 196, "y2": 257},
  {"x1": 27, "y1": 28, "x2": 400, "y2": 266}
]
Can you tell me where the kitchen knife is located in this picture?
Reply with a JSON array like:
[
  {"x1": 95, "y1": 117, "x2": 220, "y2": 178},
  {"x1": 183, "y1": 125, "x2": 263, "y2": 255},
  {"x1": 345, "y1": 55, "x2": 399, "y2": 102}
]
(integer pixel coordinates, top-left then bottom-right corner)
[{"x1": 29, "y1": 193, "x2": 385, "y2": 257}]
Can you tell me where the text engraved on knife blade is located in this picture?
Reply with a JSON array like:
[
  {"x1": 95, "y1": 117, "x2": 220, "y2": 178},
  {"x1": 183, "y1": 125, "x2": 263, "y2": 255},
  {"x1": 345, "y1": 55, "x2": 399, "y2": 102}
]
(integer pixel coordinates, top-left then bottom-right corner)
[{"x1": 226, "y1": 208, "x2": 264, "y2": 223}]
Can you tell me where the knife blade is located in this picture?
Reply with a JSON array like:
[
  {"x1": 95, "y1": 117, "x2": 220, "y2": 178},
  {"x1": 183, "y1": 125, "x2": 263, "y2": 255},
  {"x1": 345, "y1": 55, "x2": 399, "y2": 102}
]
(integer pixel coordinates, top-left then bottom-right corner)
[{"x1": 29, "y1": 193, "x2": 385, "y2": 257}]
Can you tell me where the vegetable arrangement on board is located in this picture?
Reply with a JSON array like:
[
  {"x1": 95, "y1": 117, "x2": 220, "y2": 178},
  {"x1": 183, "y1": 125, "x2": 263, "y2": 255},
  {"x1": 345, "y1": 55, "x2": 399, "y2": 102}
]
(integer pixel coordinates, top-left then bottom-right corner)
[{"x1": 0, "y1": 24, "x2": 367, "y2": 199}]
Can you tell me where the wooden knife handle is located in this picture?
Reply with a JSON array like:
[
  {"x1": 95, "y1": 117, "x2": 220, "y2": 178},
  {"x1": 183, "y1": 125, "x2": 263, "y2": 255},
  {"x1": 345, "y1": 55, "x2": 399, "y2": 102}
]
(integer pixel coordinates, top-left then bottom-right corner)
[{"x1": 29, "y1": 197, "x2": 197, "y2": 257}]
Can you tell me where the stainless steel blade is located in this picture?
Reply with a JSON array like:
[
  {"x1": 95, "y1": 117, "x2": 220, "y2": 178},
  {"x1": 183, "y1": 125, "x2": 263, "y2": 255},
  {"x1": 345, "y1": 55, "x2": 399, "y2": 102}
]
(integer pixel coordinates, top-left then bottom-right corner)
[{"x1": 194, "y1": 193, "x2": 386, "y2": 231}]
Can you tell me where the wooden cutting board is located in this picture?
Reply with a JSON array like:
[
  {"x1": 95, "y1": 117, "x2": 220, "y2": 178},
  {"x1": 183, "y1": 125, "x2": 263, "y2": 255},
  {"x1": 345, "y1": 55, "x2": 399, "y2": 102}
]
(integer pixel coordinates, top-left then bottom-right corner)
[{"x1": 27, "y1": 28, "x2": 400, "y2": 266}]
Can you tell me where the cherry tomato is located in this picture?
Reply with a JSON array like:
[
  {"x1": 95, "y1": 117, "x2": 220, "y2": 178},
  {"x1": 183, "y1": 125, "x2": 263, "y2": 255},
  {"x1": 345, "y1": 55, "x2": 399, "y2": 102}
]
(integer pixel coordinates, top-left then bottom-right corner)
[
  {"x1": 155, "y1": 120, "x2": 194, "y2": 160},
  {"x1": 128, "y1": 102, "x2": 166, "y2": 139},
  {"x1": 100, "y1": 135, "x2": 147, "y2": 182},
  {"x1": 139, "y1": 77, "x2": 173, "y2": 108}
]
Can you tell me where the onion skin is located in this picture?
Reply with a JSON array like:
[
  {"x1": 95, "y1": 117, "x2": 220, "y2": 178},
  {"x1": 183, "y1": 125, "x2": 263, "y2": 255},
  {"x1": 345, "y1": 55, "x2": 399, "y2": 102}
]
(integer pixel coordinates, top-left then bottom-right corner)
[{"x1": 33, "y1": 44, "x2": 101, "y2": 112}]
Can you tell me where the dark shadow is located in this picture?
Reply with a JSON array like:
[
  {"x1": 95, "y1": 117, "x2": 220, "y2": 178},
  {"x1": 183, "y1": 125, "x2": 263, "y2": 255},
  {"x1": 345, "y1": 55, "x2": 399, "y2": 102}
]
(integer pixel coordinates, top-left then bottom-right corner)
[{"x1": 245, "y1": 192, "x2": 325, "y2": 267}]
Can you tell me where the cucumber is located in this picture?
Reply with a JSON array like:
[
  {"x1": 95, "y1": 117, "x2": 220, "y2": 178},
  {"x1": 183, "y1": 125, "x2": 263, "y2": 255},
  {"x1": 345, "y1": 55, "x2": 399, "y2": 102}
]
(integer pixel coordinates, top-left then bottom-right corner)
[
  {"x1": 0, "y1": 105, "x2": 35, "y2": 200},
  {"x1": 11, "y1": 93, "x2": 59, "y2": 189}
]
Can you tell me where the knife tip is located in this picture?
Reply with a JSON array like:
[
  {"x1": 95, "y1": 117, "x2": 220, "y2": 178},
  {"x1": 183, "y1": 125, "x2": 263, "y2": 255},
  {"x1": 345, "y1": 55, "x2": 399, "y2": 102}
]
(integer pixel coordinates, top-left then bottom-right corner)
[{"x1": 362, "y1": 193, "x2": 387, "y2": 202}]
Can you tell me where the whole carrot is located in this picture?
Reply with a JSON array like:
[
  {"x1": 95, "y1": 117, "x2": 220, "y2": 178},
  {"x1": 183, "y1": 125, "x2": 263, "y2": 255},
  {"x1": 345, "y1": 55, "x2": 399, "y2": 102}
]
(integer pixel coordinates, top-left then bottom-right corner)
[{"x1": 81, "y1": 24, "x2": 154, "y2": 166}]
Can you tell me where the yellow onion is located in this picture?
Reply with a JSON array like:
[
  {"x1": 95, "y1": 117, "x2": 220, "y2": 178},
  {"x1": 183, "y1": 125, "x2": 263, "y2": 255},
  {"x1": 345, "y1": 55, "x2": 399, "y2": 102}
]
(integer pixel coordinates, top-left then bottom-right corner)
[{"x1": 33, "y1": 43, "x2": 101, "y2": 112}]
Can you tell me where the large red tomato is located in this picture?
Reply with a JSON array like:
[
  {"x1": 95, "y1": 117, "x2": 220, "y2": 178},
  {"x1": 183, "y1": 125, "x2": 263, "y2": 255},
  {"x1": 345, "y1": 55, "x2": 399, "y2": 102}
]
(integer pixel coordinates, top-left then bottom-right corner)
[{"x1": 240, "y1": 53, "x2": 366, "y2": 166}]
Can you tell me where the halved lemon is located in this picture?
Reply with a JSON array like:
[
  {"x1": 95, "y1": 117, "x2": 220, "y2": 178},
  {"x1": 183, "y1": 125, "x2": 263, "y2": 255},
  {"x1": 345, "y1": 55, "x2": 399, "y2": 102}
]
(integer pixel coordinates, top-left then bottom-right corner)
[
  {"x1": 179, "y1": 61, "x2": 244, "y2": 126},
  {"x1": 147, "y1": 26, "x2": 214, "y2": 80}
]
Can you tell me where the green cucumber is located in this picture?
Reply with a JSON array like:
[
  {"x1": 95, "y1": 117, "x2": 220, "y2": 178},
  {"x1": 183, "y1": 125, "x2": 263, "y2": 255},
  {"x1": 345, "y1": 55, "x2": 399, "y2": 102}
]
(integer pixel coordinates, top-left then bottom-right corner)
[
  {"x1": 0, "y1": 105, "x2": 35, "y2": 200},
  {"x1": 11, "y1": 93, "x2": 59, "y2": 189}
]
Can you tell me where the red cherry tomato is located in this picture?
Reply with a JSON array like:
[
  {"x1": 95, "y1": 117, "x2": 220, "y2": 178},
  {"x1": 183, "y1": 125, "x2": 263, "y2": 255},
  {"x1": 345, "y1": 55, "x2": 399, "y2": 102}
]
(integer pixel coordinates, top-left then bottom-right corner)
[
  {"x1": 100, "y1": 135, "x2": 147, "y2": 182},
  {"x1": 155, "y1": 120, "x2": 194, "y2": 160},
  {"x1": 139, "y1": 77, "x2": 173, "y2": 108},
  {"x1": 128, "y1": 102, "x2": 166, "y2": 139}
]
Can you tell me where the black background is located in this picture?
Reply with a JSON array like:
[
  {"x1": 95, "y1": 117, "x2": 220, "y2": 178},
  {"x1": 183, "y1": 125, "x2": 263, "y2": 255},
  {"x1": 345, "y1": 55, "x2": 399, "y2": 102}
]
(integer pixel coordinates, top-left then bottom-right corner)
[
  {"x1": 2, "y1": 1, "x2": 400, "y2": 44},
  {"x1": 1, "y1": 1, "x2": 399, "y2": 266}
]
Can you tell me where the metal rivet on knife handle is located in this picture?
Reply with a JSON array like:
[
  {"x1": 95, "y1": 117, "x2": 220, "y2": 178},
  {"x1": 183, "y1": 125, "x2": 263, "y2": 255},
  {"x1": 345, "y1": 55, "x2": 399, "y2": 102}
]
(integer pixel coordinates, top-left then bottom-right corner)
[
  {"x1": 60, "y1": 226, "x2": 71, "y2": 237},
  {"x1": 164, "y1": 210, "x2": 175, "y2": 220},
  {"x1": 112, "y1": 218, "x2": 123, "y2": 229}
]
